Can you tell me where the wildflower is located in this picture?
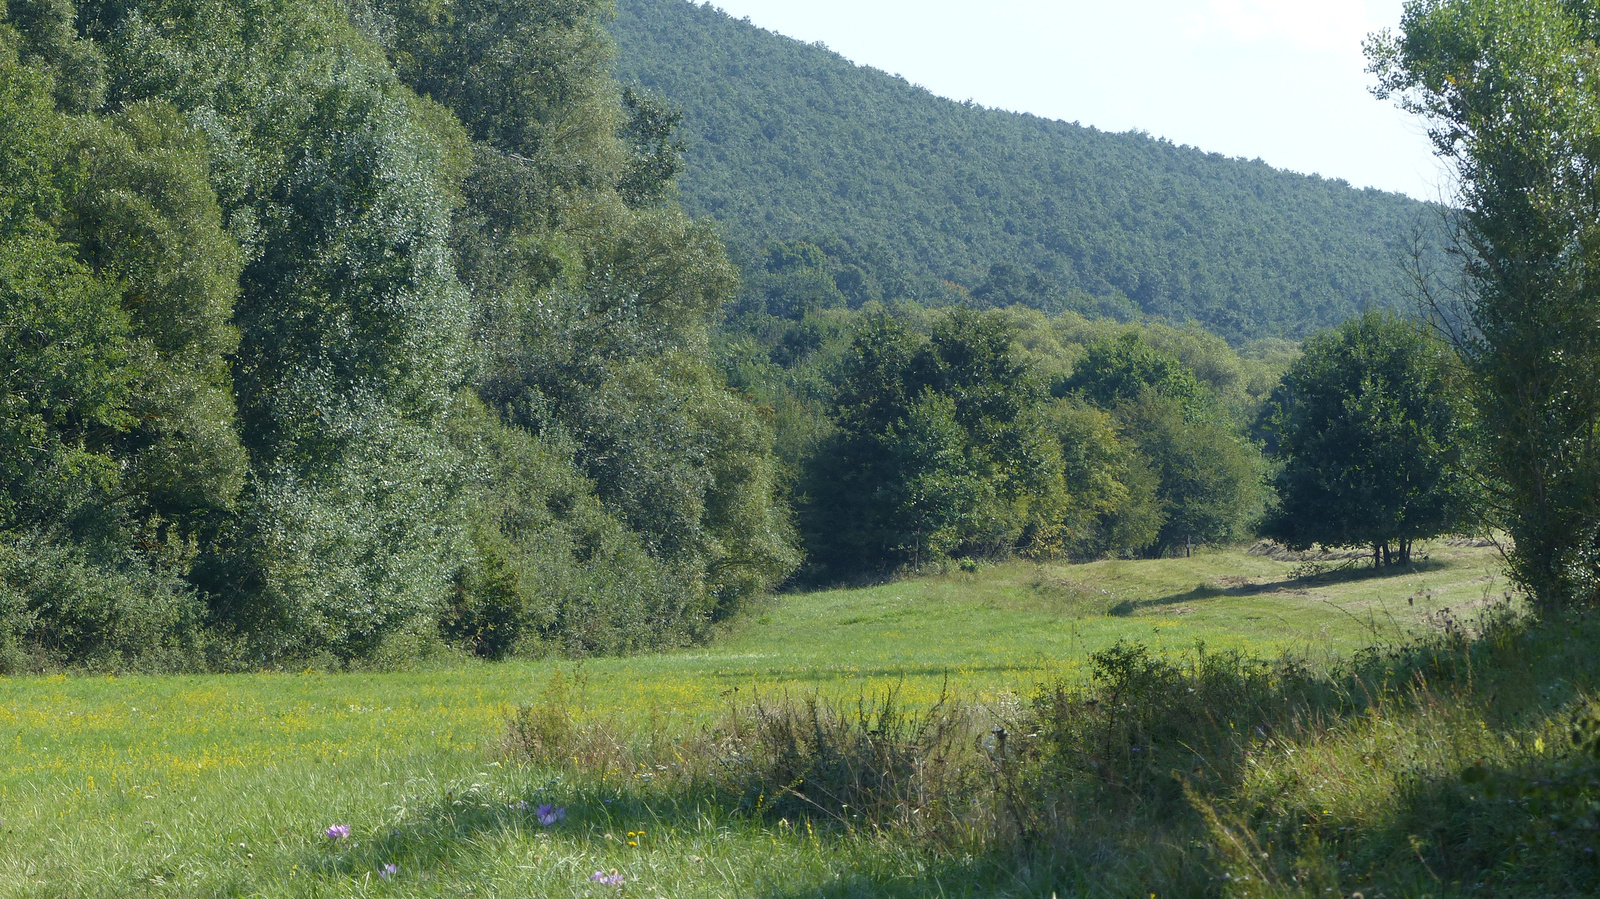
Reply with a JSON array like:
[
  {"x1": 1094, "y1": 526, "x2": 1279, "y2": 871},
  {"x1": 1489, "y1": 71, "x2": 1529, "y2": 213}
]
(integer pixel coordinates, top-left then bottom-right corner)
[
  {"x1": 510, "y1": 800, "x2": 528, "y2": 811},
  {"x1": 536, "y1": 804, "x2": 565, "y2": 826},
  {"x1": 324, "y1": 824, "x2": 350, "y2": 842},
  {"x1": 379, "y1": 863, "x2": 398, "y2": 880},
  {"x1": 590, "y1": 870, "x2": 625, "y2": 886}
]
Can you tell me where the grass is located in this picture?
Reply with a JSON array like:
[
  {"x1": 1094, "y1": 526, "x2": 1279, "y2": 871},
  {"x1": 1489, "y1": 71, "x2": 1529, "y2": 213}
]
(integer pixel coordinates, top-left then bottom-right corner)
[{"x1": 0, "y1": 541, "x2": 1536, "y2": 897}]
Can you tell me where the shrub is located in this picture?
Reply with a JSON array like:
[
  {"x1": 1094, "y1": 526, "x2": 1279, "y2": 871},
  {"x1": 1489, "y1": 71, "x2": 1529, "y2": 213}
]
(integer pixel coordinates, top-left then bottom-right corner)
[
  {"x1": 446, "y1": 400, "x2": 704, "y2": 659},
  {"x1": 0, "y1": 533, "x2": 208, "y2": 673},
  {"x1": 719, "y1": 688, "x2": 982, "y2": 836},
  {"x1": 503, "y1": 605, "x2": 1600, "y2": 897},
  {"x1": 1034, "y1": 643, "x2": 1271, "y2": 805}
]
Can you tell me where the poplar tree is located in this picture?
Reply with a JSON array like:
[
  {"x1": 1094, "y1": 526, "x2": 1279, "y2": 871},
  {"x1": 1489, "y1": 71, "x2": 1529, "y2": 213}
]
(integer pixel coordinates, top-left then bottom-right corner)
[{"x1": 1372, "y1": 0, "x2": 1600, "y2": 604}]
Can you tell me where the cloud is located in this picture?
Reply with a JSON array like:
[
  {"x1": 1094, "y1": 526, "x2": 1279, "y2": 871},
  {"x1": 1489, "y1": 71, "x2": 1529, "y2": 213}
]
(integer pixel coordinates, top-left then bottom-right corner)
[{"x1": 1185, "y1": 0, "x2": 1375, "y2": 53}]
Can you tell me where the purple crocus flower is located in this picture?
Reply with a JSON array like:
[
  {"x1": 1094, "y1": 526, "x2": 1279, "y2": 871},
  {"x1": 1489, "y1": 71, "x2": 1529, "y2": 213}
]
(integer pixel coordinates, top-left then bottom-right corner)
[
  {"x1": 324, "y1": 824, "x2": 351, "y2": 842},
  {"x1": 590, "y1": 870, "x2": 625, "y2": 886},
  {"x1": 379, "y1": 863, "x2": 398, "y2": 880},
  {"x1": 536, "y1": 804, "x2": 566, "y2": 826}
]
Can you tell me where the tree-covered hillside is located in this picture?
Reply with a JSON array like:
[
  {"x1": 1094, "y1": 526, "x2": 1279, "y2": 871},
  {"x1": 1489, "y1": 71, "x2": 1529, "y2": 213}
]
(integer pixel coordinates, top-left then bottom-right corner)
[{"x1": 611, "y1": 0, "x2": 1445, "y2": 342}]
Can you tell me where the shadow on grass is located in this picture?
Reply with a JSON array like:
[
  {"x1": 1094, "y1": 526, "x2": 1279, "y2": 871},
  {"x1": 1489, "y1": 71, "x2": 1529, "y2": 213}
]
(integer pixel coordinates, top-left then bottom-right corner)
[
  {"x1": 733, "y1": 662, "x2": 1044, "y2": 684},
  {"x1": 294, "y1": 775, "x2": 1083, "y2": 897},
  {"x1": 1254, "y1": 740, "x2": 1600, "y2": 898},
  {"x1": 754, "y1": 852, "x2": 1072, "y2": 899},
  {"x1": 1207, "y1": 610, "x2": 1600, "y2": 898},
  {"x1": 1108, "y1": 558, "x2": 1453, "y2": 616},
  {"x1": 296, "y1": 781, "x2": 716, "y2": 884},
  {"x1": 1366, "y1": 769, "x2": 1596, "y2": 897}
]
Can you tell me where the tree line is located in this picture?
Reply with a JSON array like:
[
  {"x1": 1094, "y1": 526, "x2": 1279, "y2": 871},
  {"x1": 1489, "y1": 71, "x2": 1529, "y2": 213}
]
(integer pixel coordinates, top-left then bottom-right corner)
[
  {"x1": 3, "y1": 0, "x2": 1598, "y2": 672},
  {"x1": 0, "y1": 0, "x2": 797, "y2": 671},
  {"x1": 719, "y1": 293, "x2": 1473, "y2": 582}
]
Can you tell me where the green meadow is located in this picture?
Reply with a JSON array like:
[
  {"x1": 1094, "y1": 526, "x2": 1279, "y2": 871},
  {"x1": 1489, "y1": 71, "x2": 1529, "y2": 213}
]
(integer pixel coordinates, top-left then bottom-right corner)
[{"x1": 0, "y1": 543, "x2": 1516, "y2": 897}]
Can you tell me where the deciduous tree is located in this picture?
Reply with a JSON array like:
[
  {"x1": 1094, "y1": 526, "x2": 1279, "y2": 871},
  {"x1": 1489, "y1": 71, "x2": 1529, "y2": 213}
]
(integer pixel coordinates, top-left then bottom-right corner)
[
  {"x1": 1371, "y1": 0, "x2": 1600, "y2": 602},
  {"x1": 1261, "y1": 312, "x2": 1469, "y2": 566}
]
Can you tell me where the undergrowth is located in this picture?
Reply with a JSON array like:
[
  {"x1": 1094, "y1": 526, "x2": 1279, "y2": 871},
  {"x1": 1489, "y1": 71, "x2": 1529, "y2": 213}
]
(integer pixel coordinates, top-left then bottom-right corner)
[{"x1": 508, "y1": 601, "x2": 1600, "y2": 897}]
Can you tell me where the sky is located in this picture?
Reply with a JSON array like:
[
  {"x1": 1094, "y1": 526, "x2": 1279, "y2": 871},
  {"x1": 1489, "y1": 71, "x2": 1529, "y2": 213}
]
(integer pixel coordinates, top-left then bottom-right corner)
[{"x1": 700, "y1": 0, "x2": 1447, "y2": 201}]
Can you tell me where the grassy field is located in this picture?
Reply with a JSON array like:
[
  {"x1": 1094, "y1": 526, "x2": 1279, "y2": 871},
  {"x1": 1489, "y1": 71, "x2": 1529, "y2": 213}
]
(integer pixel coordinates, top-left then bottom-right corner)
[{"x1": 0, "y1": 542, "x2": 1519, "y2": 897}]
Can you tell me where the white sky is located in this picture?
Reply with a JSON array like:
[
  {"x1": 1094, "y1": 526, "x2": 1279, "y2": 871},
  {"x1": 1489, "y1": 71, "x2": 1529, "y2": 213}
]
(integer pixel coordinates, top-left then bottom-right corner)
[{"x1": 700, "y1": 0, "x2": 1446, "y2": 201}]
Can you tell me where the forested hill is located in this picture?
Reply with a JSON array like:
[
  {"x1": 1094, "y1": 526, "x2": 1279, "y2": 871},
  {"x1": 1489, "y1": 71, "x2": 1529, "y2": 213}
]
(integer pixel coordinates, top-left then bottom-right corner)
[{"x1": 610, "y1": 0, "x2": 1443, "y2": 342}]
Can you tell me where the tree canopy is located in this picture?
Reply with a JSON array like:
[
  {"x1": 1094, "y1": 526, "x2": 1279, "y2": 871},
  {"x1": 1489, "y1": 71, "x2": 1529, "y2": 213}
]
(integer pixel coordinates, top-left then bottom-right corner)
[
  {"x1": 2, "y1": 0, "x2": 1531, "y2": 671},
  {"x1": 1261, "y1": 312, "x2": 1469, "y2": 565},
  {"x1": 721, "y1": 300, "x2": 1281, "y2": 580},
  {"x1": 0, "y1": 0, "x2": 799, "y2": 671}
]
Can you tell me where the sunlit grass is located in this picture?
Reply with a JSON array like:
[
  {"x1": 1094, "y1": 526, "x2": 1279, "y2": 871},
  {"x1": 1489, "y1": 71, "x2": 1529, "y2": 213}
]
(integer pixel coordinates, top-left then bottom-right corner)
[{"x1": 0, "y1": 542, "x2": 1515, "y2": 897}]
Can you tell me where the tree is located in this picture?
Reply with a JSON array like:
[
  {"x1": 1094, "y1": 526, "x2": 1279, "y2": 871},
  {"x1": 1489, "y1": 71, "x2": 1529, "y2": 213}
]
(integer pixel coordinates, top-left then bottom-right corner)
[
  {"x1": 0, "y1": 35, "x2": 129, "y2": 538},
  {"x1": 64, "y1": 102, "x2": 249, "y2": 534},
  {"x1": 1064, "y1": 331, "x2": 1262, "y2": 555},
  {"x1": 618, "y1": 86, "x2": 686, "y2": 207},
  {"x1": 1118, "y1": 393, "x2": 1265, "y2": 556},
  {"x1": 1064, "y1": 332, "x2": 1211, "y2": 418},
  {"x1": 610, "y1": 0, "x2": 1447, "y2": 342},
  {"x1": 1371, "y1": 0, "x2": 1600, "y2": 603},
  {"x1": 1261, "y1": 313, "x2": 1469, "y2": 566},
  {"x1": 1040, "y1": 399, "x2": 1163, "y2": 559},
  {"x1": 801, "y1": 309, "x2": 1065, "y2": 573},
  {"x1": 0, "y1": 0, "x2": 803, "y2": 668},
  {"x1": 378, "y1": 0, "x2": 800, "y2": 624}
]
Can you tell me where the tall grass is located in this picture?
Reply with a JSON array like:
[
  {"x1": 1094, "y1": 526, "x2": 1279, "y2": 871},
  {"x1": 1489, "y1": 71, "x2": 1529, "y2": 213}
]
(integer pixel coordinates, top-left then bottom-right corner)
[
  {"x1": 508, "y1": 600, "x2": 1600, "y2": 896},
  {"x1": 509, "y1": 673, "x2": 1000, "y2": 845}
]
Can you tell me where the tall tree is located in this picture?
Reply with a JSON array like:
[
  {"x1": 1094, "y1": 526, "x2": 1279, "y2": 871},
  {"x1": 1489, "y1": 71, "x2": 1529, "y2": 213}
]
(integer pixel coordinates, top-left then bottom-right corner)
[
  {"x1": 374, "y1": 0, "x2": 799, "y2": 624},
  {"x1": 1371, "y1": 0, "x2": 1600, "y2": 604},
  {"x1": 1116, "y1": 394, "x2": 1265, "y2": 556},
  {"x1": 1064, "y1": 332, "x2": 1211, "y2": 417},
  {"x1": 1066, "y1": 333, "x2": 1263, "y2": 555}
]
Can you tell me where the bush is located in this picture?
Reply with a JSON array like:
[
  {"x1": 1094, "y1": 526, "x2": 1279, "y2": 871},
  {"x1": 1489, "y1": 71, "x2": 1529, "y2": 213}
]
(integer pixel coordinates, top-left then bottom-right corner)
[
  {"x1": 0, "y1": 533, "x2": 208, "y2": 673},
  {"x1": 720, "y1": 688, "x2": 982, "y2": 836},
  {"x1": 501, "y1": 604, "x2": 1600, "y2": 895},
  {"x1": 500, "y1": 600, "x2": 1600, "y2": 897},
  {"x1": 446, "y1": 399, "x2": 704, "y2": 659},
  {"x1": 1026, "y1": 641, "x2": 1332, "y2": 825}
]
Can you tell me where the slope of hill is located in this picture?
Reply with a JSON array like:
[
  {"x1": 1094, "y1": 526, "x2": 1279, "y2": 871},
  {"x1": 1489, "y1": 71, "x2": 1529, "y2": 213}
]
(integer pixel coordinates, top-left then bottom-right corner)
[{"x1": 610, "y1": 0, "x2": 1445, "y2": 342}]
